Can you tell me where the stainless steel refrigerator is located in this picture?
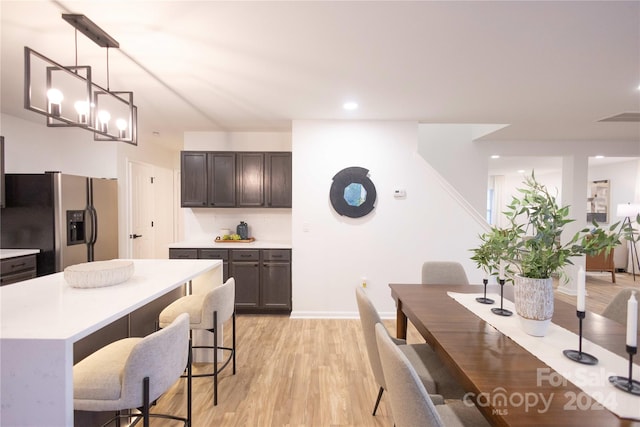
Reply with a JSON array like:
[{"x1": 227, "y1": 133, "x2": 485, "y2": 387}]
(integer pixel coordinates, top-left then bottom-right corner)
[{"x1": 1, "y1": 172, "x2": 118, "y2": 276}]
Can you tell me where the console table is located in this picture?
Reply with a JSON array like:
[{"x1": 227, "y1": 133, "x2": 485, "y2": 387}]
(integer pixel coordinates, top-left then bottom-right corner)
[{"x1": 1, "y1": 259, "x2": 222, "y2": 426}]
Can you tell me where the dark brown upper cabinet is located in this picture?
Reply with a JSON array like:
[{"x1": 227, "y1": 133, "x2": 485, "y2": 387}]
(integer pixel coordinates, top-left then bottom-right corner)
[
  {"x1": 208, "y1": 152, "x2": 236, "y2": 207},
  {"x1": 236, "y1": 152, "x2": 264, "y2": 207},
  {"x1": 180, "y1": 151, "x2": 291, "y2": 208},
  {"x1": 265, "y1": 152, "x2": 292, "y2": 208},
  {"x1": 180, "y1": 151, "x2": 208, "y2": 207}
]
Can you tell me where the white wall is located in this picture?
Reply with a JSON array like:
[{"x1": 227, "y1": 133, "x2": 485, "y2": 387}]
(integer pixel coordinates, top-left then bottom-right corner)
[
  {"x1": 588, "y1": 158, "x2": 640, "y2": 270},
  {"x1": 418, "y1": 124, "x2": 490, "y2": 214},
  {"x1": 180, "y1": 131, "x2": 292, "y2": 242},
  {"x1": 2, "y1": 113, "x2": 117, "y2": 177},
  {"x1": 291, "y1": 120, "x2": 488, "y2": 317},
  {"x1": 588, "y1": 158, "x2": 640, "y2": 219}
]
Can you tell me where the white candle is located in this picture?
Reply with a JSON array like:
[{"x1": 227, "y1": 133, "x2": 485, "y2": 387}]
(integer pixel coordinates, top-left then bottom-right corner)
[
  {"x1": 577, "y1": 266, "x2": 586, "y2": 312},
  {"x1": 627, "y1": 291, "x2": 638, "y2": 348},
  {"x1": 499, "y1": 262, "x2": 505, "y2": 281}
]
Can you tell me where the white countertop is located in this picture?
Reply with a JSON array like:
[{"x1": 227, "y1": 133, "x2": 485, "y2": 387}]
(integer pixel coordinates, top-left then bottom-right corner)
[
  {"x1": 169, "y1": 239, "x2": 291, "y2": 249},
  {"x1": 0, "y1": 249, "x2": 40, "y2": 259},
  {"x1": 0, "y1": 258, "x2": 222, "y2": 341}
]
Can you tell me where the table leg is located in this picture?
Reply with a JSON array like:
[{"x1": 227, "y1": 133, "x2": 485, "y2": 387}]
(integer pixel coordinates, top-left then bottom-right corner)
[{"x1": 396, "y1": 299, "x2": 408, "y2": 339}]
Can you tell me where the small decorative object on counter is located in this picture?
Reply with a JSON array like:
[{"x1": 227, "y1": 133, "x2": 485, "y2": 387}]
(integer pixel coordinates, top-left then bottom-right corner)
[
  {"x1": 64, "y1": 260, "x2": 134, "y2": 288},
  {"x1": 237, "y1": 221, "x2": 249, "y2": 240}
]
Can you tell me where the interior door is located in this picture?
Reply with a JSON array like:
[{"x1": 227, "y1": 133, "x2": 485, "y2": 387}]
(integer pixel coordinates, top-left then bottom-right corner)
[
  {"x1": 151, "y1": 167, "x2": 175, "y2": 258},
  {"x1": 129, "y1": 161, "x2": 155, "y2": 258}
]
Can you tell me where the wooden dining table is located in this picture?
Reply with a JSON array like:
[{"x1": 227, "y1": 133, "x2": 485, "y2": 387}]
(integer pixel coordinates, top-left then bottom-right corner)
[{"x1": 389, "y1": 283, "x2": 640, "y2": 427}]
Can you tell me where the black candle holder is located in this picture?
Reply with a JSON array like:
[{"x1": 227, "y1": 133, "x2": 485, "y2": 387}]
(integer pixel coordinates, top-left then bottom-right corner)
[
  {"x1": 491, "y1": 279, "x2": 512, "y2": 316},
  {"x1": 609, "y1": 345, "x2": 640, "y2": 395},
  {"x1": 563, "y1": 310, "x2": 598, "y2": 365},
  {"x1": 476, "y1": 278, "x2": 495, "y2": 305}
]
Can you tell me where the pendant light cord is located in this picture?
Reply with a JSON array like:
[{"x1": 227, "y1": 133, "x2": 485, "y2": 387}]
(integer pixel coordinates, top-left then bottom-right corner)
[
  {"x1": 106, "y1": 47, "x2": 110, "y2": 91},
  {"x1": 74, "y1": 28, "x2": 78, "y2": 71}
]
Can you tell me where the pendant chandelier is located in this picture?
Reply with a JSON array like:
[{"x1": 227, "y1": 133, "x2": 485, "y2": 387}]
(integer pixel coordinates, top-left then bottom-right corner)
[{"x1": 24, "y1": 14, "x2": 137, "y2": 145}]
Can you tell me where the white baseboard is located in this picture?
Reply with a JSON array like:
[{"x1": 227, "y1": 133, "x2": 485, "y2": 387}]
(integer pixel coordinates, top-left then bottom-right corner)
[{"x1": 290, "y1": 310, "x2": 396, "y2": 319}]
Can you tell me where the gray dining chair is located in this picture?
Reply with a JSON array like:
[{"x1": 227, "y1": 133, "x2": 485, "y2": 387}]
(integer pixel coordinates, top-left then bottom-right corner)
[
  {"x1": 421, "y1": 261, "x2": 469, "y2": 285},
  {"x1": 355, "y1": 287, "x2": 465, "y2": 416},
  {"x1": 375, "y1": 323, "x2": 490, "y2": 427},
  {"x1": 602, "y1": 287, "x2": 640, "y2": 326}
]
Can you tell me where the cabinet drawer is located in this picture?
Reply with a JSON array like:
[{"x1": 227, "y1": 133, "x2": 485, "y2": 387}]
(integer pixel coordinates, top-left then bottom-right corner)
[
  {"x1": 1, "y1": 269, "x2": 37, "y2": 286},
  {"x1": 1, "y1": 255, "x2": 37, "y2": 275},
  {"x1": 231, "y1": 250, "x2": 260, "y2": 261},
  {"x1": 169, "y1": 248, "x2": 198, "y2": 259},
  {"x1": 199, "y1": 249, "x2": 229, "y2": 260},
  {"x1": 262, "y1": 249, "x2": 291, "y2": 262}
]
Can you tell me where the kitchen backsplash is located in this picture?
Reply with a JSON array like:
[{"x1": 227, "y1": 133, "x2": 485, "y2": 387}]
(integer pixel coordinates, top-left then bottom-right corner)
[{"x1": 181, "y1": 208, "x2": 292, "y2": 242}]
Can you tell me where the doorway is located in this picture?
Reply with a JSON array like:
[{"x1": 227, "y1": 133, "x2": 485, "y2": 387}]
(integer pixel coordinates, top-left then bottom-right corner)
[{"x1": 127, "y1": 160, "x2": 175, "y2": 258}]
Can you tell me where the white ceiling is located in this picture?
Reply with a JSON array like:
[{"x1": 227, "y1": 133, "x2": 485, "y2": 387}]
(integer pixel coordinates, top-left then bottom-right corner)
[{"x1": 2, "y1": 1, "x2": 639, "y2": 150}]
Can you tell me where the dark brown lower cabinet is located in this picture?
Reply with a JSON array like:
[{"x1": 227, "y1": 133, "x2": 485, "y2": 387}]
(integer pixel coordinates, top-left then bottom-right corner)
[
  {"x1": 169, "y1": 247, "x2": 292, "y2": 313},
  {"x1": 231, "y1": 255, "x2": 261, "y2": 309}
]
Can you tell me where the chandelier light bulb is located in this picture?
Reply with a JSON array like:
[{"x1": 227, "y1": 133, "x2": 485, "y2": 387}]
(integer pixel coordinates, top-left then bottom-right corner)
[
  {"x1": 47, "y1": 88, "x2": 64, "y2": 116},
  {"x1": 74, "y1": 101, "x2": 90, "y2": 125},
  {"x1": 97, "y1": 110, "x2": 111, "y2": 133},
  {"x1": 116, "y1": 118, "x2": 128, "y2": 138}
]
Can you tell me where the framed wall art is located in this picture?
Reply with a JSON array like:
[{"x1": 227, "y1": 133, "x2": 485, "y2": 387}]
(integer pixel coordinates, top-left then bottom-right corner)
[
  {"x1": 587, "y1": 179, "x2": 609, "y2": 223},
  {"x1": 329, "y1": 166, "x2": 377, "y2": 218}
]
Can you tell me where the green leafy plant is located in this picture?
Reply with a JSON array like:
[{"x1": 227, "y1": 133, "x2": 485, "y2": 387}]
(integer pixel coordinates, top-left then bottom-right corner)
[{"x1": 471, "y1": 173, "x2": 634, "y2": 282}]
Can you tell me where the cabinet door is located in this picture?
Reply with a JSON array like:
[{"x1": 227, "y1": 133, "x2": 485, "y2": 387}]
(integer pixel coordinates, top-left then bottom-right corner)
[
  {"x1": 231, "y1": 261, "x2": 260, "y2": 308},
  {"x1": 180, "y1": 152, "x2": 208, "y2": 207},
  {"x1": 237, "y1": 152, "x2": 264, "y2": 207},
  {"x1": 261, "y1": 261, "x2": 291, "y2": 310},
  {"x1": 207, "y1": 152, "x2": 236, "y2": 207},
  {"x1": 265, "y1": 152, "x2": 292, "y2": 208},
  {"x1": 199, "y1": 249, "x2": 229, "y2": 281}
]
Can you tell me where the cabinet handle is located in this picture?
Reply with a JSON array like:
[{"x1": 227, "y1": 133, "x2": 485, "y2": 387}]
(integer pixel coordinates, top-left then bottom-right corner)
[
  {"x1": 240, "y1": 254, "x2": 252, "y2": 258},
  {"x1": 11, "y1": 262, "x2": 26, "y2": 268}
]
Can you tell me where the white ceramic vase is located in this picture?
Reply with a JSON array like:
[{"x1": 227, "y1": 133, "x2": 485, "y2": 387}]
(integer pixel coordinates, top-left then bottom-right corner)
[{"x1": 513, "y1": 275, "x2": 554, "y2": 337}]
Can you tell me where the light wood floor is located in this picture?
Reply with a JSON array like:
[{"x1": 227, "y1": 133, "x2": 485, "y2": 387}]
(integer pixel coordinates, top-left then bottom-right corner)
[{"x1": 149, "y1": 272, "x2": 640, "y2": 427}]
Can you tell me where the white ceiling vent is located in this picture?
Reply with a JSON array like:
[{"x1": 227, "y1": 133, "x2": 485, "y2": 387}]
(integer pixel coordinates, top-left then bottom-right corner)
[{"x1": 598, "y1": 112, "x2": 640, "y2": 122}]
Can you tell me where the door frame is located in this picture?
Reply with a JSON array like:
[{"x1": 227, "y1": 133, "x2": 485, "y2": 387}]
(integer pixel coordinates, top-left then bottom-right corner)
[{"x1": 126, "y1": 159, "x2": 176, "y2": 258}]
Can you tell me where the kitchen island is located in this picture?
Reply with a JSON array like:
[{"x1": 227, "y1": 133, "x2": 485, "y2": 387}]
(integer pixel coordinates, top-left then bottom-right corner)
[{"x1": 0, "y1": 258, "x2": 222, "y2": 427}]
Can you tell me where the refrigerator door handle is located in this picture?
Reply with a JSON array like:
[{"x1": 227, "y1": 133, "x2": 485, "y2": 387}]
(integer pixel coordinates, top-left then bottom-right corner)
[
  {"x1": 86, "y1": 206, "x2": 97, "y2": 262},
  {"x1": 89, "y1": 206, "x2": 98, "y2": 245}
]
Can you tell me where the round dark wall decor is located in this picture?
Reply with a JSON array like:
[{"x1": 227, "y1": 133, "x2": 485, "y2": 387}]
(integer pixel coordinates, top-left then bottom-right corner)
[{"x1": 330, "y1": 166, "x2": 377, "y2": 218}]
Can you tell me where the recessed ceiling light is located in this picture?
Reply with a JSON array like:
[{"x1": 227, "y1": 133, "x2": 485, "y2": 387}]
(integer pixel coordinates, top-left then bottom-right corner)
[
  {"x1": 343, "y1": 101, "x2": 358, "y2": 111},
  {"x1": 595, "y1": 155, "x2": 605, "y2": 159},
  {"x1": 517, "y1": 169, "x2": 525, "y2": 173},
  {"x1": 491, "y1": 155, "x2": 500, "y2": 159}
]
